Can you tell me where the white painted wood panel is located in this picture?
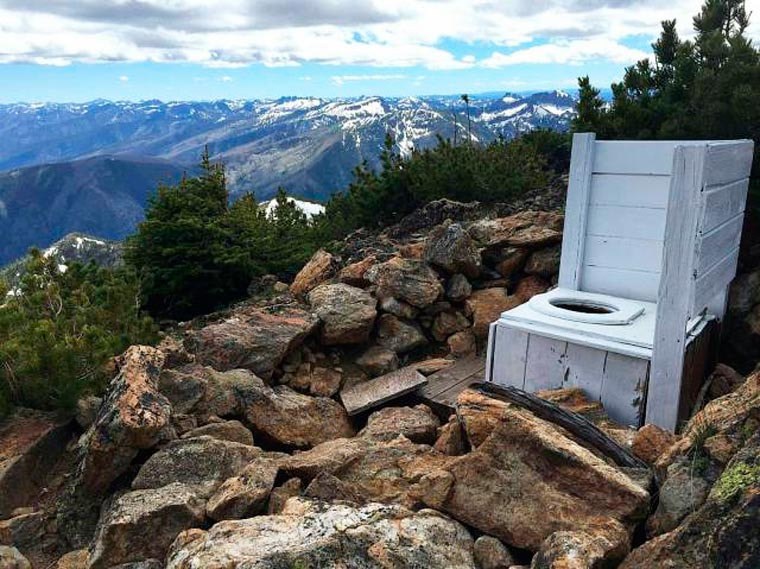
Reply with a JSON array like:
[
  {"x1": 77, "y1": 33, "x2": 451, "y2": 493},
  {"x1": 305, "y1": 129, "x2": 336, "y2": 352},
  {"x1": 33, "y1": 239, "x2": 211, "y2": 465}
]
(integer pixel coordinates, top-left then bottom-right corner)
[
  {"x1": 702, "y1": 178, "x2": 749, "y2": 233},
  {"x1": 490, "y1": 325, "x2": 529, "y2": 388},
  {"x1": 696, "y1": 213, "x2": 744, "y2": 276},
  {"x1": 648, "y1": 145, "x2": 706, "y2": 431},
  {"x1": 582, "y1": 265, "x2": 661, "y2": 302},
  {"x1": 586, "y1": 204, "x2": 667, "y2": 241},
  {"x1": 601, "y1": 353, "x2": 649, "y2": 427},
  {"x1": 584, "y1": 235, "x2": 664, "y2": 274},
  {"x1": 559, "y1": 133, "x2": 596, "y2": 289},
  {"x1": 564, "y1": 343, "x2": 607, "y2": 401},
  {"x1": 692, "y1": 247, "x2": 740, "y2": 317},
  {"x1": 589, "y1": 174, "x2": 670, "y2": 208},
  {"x1": 593, "y1": 141, "x2": 677, "y2": 175},
  {"x1": 523, "y1": 335, "x2": 567, "y2": 392},
  {"x1": 703, "y1": 141, "x2": 754, "y2": 186}
]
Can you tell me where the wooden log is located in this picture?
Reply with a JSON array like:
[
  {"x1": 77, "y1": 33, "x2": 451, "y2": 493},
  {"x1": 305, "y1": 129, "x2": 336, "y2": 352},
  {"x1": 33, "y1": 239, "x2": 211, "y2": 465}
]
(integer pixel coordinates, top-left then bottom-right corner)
[{"x1": 471, "y1": 382, "x2": 648, "y2": 469}]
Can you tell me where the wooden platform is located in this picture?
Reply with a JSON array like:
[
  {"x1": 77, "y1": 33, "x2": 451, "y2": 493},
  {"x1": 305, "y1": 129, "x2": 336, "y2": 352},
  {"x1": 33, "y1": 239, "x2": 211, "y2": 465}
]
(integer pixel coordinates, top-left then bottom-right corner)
[{"x1": 417, "y1": 356, "x2": 486, "y2": 412}]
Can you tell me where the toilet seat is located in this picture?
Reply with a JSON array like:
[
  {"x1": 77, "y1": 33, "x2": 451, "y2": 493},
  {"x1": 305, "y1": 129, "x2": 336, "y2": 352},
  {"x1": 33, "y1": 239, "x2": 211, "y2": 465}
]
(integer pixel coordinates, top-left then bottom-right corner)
[{"x1": 527, "y1": 288, "x2": 645, "y2": 326}]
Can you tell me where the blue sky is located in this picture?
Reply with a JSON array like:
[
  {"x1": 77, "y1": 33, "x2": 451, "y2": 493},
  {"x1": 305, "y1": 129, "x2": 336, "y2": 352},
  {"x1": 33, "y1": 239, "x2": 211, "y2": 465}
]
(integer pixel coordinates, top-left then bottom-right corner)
[{"x1": 0, "y1": 0, "x2": 756, "y2": 103}]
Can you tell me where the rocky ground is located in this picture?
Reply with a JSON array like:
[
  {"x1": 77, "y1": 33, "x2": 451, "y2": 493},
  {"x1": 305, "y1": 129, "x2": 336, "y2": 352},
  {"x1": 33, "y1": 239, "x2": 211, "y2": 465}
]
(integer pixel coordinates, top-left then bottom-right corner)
[{"x1": 1, "y1": 198, "x2": 759, "y2": 568}]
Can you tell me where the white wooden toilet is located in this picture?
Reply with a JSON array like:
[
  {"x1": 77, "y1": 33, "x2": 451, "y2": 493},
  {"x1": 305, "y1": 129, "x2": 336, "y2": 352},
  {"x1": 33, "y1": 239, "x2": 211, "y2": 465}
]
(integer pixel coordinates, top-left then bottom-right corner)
[{"x1": 486, "y1": 133, "x2": 754, "y2": 431}]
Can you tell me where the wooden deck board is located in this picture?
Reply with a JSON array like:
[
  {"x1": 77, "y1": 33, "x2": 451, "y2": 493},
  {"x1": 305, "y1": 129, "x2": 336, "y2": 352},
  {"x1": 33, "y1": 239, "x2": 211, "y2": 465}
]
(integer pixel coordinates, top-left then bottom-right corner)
[{"x1": 418, "y1": 356, "x2": 486, "y2": 410}]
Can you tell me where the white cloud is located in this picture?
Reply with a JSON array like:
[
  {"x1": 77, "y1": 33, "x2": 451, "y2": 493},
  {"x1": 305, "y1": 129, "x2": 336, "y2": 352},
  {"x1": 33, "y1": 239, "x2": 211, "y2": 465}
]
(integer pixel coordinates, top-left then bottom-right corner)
[
  {"x1": 219, "y1": 75, "x2": 233, "y2": 82},
  {"x1": 331, "y1": 74, "x2": 407, "y2": 85},
  {"x1": 0, "y1": 0, "x2": 758, "y2": 70},
  {"x1": 481, "y1": 39, "x2": 650, "y2": 68},
  {"x1": 119, "y1": 75, "x2": 129, "y2": 82}
]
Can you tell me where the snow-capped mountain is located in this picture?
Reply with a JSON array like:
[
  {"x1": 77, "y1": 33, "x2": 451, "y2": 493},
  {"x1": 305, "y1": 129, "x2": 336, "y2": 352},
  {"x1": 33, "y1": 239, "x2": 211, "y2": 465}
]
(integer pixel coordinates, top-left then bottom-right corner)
[
  {"x1": 0, "y1": 91, "x2": 576, "y2": 203},
  {"x1": 261, "y1": 197, "x2": 326, "y2": 220}
]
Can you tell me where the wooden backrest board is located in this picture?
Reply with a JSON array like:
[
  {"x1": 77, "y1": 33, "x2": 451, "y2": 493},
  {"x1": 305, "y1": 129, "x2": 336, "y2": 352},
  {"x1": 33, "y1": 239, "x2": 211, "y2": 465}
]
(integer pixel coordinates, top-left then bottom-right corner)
[{"x1": 558, "y1": 134, "x2": 753, "y2": 309}]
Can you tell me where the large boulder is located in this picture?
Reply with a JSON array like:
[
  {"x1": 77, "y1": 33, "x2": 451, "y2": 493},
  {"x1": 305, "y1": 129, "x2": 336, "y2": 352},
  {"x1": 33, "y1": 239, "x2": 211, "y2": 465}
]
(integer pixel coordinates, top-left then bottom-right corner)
[
  {"x1": 308, "y1": 283, "x2": 377, "y2": 345},
  {"x1": 338, "y1": 255, "x2": 377, "y2": 287},
  {"x1": 0, "y1": 546, "x2": 30, "y2": 569},
  {"x1": 280, "y1": 435, "x2": 452, "y2": 509},
  {"x1": 0, "y1": 410, "x2": 73, "y2": 518},
  {"x1": 57, "y1": 346, "x2": 171, "y2": 547},
  {"x1": 468, "y1": 211, "x2": 564, "y2": 248},
  {"x1": 646, "y1": 459, "x2": 711, "y2": 537},
  {"x1": 167, "y1": 498, "x2": 477, "y2": 568},
  {"x1": 89, "y1": 483, "x2": 205, "y2": 569},
  {"x1": 289, "y1": 249, "x2": 339, "y2": 297},
  {"x1": 424, "y1": 221, "x2": 482, "y2": 278},
  {"x1": 656, "y1": 369, "x2": 760, "y2": 474},
  {"x1": 184, "y1": 306, "x2": 318, "y2": 379},
  {"x1": 431, "y1": 310, "x2": 471, "y2": 342},
  {"x1": 131, "y1": 436, "x2": 263, "y2": 497},
  {"x1": 446, "y1": 273, "x2": 473, "y2": 302},
  {"x1": 621, "y1": 432, "x2": 760, "y2": 569},
  {"x1": 415, "y1": 389, "x2": 649, "y2": 563},
  {"x1": 243, "y1": 381, "x2": 355, "y2": 448},
  {"x1": 466, "y1": 288, "x2": 522, "y2": 340},
  {"x1": 375, "y1": 314, "x2": 428, "y2": 354},
  {"x1": 360, "y1": 405, "x2": 441, "y2": 444},
  {"x1": 366, "y1": 257, "x2": 443, "y2": 308}
]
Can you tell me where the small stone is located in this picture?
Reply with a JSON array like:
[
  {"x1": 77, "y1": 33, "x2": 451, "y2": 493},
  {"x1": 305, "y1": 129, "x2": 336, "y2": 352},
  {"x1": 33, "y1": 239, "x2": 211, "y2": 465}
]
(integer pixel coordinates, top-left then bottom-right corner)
[
  {"x1": 379, "y1": 297, "x2": 419, "y2": 319},
  {"x1": 365, "y1": 257, "x2": 443, "y2": 308},
  {"x1": 55, "y1": 549, "x2": 90, "y2": 568},
  {"x1": 493, "y1": 247, "x2": 529, "y2": 278},
  {"x1": 376, "y1": 314, "x2": 428, "y2": 354},
  {"x1": 434, "y1": 415, "x2": 468, "y2": 456},
  {"x1": 448, "y1": 330, "x2": 477, "y2": 357},
  {"x1": 473, "y1": 535, "x2": 516, "y2": 569},
  {"x1": 466, "y1": 288, "x2": 522, "y2": 340},
  {"x1": 431, "y1": 311, "x2": 471, "y2": 342},
  {"x1": 338, "y1": 255, "x2": 377, "y2": 287},
  {"x1": 646, "y1": 460, "x2": 711, "y2": 538},
  {"x1": 356, "y1": 346, "x2": 399, "y2": 377},
  {"x1": 524, "y1": 245, "x2": 561, "y2": 277},
  {"x1": 447, "y1": 274, "x2": 473, "y2": 302},
  {"x1": 74, "y1": 396, "x2": 102, "y2": 429},
  {"x1": 289, "y1": 249, "x2": 338, "y2": 297},
  {"x1": 308, "y1": 283, "x2": 377, "y2": 345},
  {"x1": 631, "y1": 424, "x2": 676, "y2": 465},
  {"x1": 514, "y1": 275, "x2": 550, "y2": 302},
  {"x1": 424, "y1": 221, "x2": 482, "y2": 278},
  {"x1": 267, "y1": 478, "x2": 303, "y2": 515},
  {"x1": 707, "y1": 363, "x2": 745, "y2": 399},
  {"x1": 414, "y1": 358, "x2": 455, "y2": 375}
]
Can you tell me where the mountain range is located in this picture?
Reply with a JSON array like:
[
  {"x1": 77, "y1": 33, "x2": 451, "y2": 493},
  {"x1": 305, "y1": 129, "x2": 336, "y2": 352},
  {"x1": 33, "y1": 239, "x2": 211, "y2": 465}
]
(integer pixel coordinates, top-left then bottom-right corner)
[{"x1": 0, "y1": 90, "x2": 576, "y2": 265}]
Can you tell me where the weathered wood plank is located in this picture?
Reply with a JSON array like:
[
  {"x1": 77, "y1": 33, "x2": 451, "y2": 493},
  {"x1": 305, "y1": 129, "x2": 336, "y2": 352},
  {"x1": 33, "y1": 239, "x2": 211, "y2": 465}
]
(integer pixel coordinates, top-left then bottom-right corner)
[
  {"x1": 340, "y1": 366, "x2": 427, "y2": 416},
  {"x1": 558, "y1": 132, "x2": 596, "y2": 289},
  {"x1": 701, "y1": 178, "x2": 749, "y2": 233},
  {"x1": 489, "y1": 325, "x2": 529, "y2": 388},
  {"x1": 472, "y1": 382, "x2": 648, "y2": 469},
  {"x1": 703, "y1": 140, "x2": 754, "y2": 186},
  {"x1": 524, "y1": 335, "x2": 566, "y2": 392},
  {"x1": 647, "y1": 144, "x2": 706, "y2": 431},
  {"x1": 590, "y1": 173, "x2": 670, "y2": 208},
  {"x1": 696, "y1": 213, "x2": 744, "y2": 276},
  {"x1": 564, "y1": 343, "x2": 607, "y2": 402},
  {"x1": 418, "y1": 356, "x2": 484, "y2": 400},
  {"x1": 593, "y1": 141, "x2": 676, "y2": 175},
  {"x1": 581, "y1": 265, "x2": 661, "y2": 303},
  {"x1": 692, "y1": 246, "x2": 740, "y2": 317},
  {"x1": 586, "y1": 204, "x2": 667, "y2": 241},
  {"x1": 601, "y1": 353, "x2": 650, "y2": 427},
  {"x1": 584, "y1": 235, "x2": 663, "y2": 274}
]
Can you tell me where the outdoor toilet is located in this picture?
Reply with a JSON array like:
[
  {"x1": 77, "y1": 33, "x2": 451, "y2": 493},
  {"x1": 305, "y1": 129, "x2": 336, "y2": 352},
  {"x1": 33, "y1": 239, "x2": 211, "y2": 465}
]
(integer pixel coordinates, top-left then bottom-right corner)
[{"x1": 486, "y1": 133, "x2": 755, "y2": 431}]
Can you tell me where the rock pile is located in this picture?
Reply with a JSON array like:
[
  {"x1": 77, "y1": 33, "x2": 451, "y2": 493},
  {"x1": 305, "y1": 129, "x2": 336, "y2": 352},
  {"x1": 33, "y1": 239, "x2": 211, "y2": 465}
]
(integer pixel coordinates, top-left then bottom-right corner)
[{"x1": 2, "y1": 200, "x2": 759, "y2": 568}]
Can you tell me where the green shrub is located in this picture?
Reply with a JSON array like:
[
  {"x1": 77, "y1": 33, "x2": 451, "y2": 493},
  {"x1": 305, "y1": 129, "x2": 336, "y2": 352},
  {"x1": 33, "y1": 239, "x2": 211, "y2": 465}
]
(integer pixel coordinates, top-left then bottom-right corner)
[{"x1": 0, "y1": 251, "x2": 158, "y2": 414}]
